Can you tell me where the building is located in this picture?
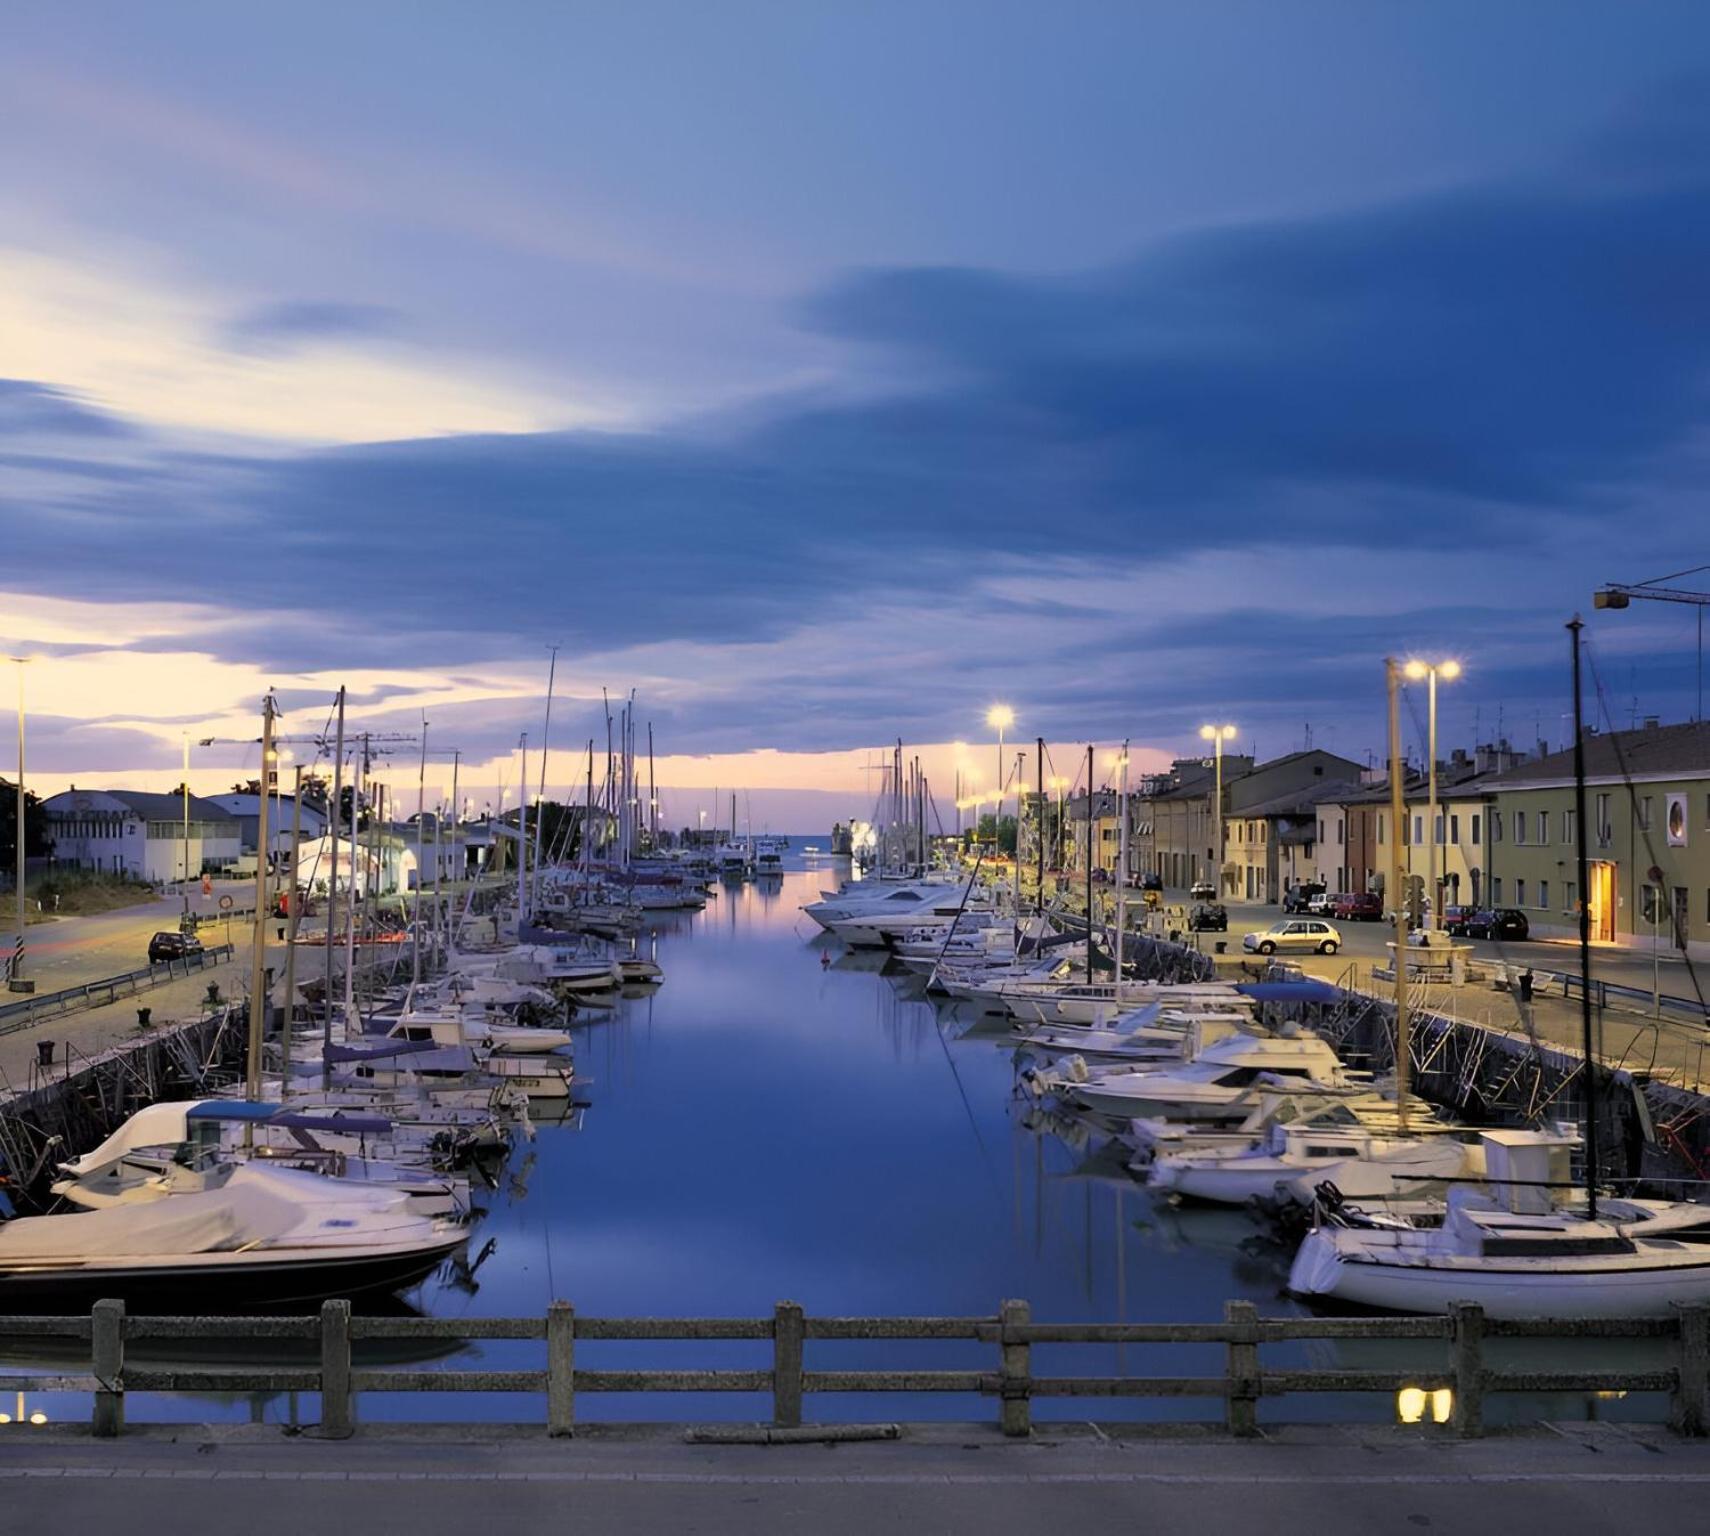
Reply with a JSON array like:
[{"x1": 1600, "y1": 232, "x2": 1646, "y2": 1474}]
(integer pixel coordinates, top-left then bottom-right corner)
[
  {"x1": 1226, "y1": 779, "x2": 1363, "y2": 903},
  {"x1": 44, "y1": 788, "x2": 241, "y2": 882},
  {"x1": 1063, "y1": 790, "x2": 1121, "y2": 877},
  {"x1": 1479, "y1": 721, "x2": 1710, "y2": 958},
  {"x1": 207, "y1": 792, "x2": 330, "y2": 861},
  {"x1": 1140, "y1": 757, "x2": 1247, "y2": 891}
]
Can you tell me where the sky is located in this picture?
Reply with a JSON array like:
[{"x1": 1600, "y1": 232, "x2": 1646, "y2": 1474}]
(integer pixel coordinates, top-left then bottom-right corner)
[{"x1": 3, "y1": 2, "x2": 1710, "y2": 830}]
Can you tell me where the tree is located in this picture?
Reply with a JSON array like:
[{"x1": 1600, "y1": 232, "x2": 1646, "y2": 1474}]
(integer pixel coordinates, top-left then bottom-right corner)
[
  {"x1": 0, "y1": 778, "x2": 51, "y2": 868},
  {"x1": 971, "y1": 813, "x2": 1018, "y2": 855}
]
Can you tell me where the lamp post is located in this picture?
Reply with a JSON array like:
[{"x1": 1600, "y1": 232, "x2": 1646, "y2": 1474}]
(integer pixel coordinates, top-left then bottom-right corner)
[
  {"x1": 1386, "y1": 658, "x2": 1410, "y2": 1133},
  {"x1": 1112, "y1": 747, "x2": 1130, "y2": 977},
  {"x1": 1198, "y1": 724, "x2": 1236, "y2": 897},
  {"x1": 9, "y1": 658, "x2": 26, "y2": 991},
  {"x1": 1404, "y1": 659, "x2": 1461, "y2": 928}
]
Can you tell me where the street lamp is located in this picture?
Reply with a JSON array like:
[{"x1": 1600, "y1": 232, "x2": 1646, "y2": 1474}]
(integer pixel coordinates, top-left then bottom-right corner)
[
  {"x1": 1198, "y1": 724, "x2": 1236, "y2": 897},
  {"x1": 1403, "y1": 659, "x2": 1462, "y2": 927}
]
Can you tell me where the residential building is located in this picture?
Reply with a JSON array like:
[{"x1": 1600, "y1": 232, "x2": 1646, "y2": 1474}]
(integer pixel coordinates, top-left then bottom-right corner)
[
  {"x1": 44, "y1": 788, "x2": 241, "y2": 882},
  {"x1": 1480, "y1": 721, "x2": 1710, "y2": 958}
]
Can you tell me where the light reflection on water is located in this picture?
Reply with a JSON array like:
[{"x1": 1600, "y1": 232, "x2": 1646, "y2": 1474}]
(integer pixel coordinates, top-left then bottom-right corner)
[{"x1": 0, "y1": 859, "x2": 1670, "y2": 1429}]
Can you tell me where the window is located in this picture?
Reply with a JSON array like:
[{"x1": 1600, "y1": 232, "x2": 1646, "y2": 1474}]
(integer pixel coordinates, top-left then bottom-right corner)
[
  {"x1": 1318, "y1": 819, "x2": 1324, "y2": 844},
  {"x1": 1434, "y1": 814, "x2": 1444, "y2": 846},
  {"x1": 1564, "y1": 809, "x2": 1576, "y2": 845},
  {"x1": 1639, "y1": 795, "x2": 1653, "y2": 830},
  {"x1": 1412, "y1": 815, "x2": 1422, "y2": 845},
  {"x1": 1566, "y1": 881, "x2": 1576, "y2": 913},
  {"x1": 1516, "y1": 878, "x2": 1527, "y2": 906},
  {"x1": 1471, "y1": 813, "x2": 1481, "y2": 846},
  {"x1": 1492, "y1": 876, "x2": 1503, "y2": 904},
  {"x1": 1377, "y1": 815, "x2": 1385, "y2": 845},
  {"x1": 1536, "y1": 812, "x2": 1549, "y2": 846},
  {"x1": 1538, "y1": 880, "x2": 1549, "y2": 910},
  {"x1": 1596, "y1": 792, "x2": 1611, "y2": 847},
  {"x1": 1490, "y1": 811, "x2": 1501, "y2": 843},
  {"x1": 1450, "y1": 814, "x2": 1460, "y2": 845},
  {"x1": 1514, "y1": 812, "x2": 1527, "y2": 845}
]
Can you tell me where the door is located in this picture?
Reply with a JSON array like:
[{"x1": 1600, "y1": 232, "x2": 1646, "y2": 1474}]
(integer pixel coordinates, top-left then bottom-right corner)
[{"x1": 1588, "y1": 861, "x2": 1615, "y2": 944}]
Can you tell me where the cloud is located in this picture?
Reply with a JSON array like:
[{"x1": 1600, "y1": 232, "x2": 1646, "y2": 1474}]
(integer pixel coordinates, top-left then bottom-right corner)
[
  {"x1": 4, "y1": 80, "x2": 1710, "y2": 790},
  {"x1": 222, "y1": 300, "x2": 406, "y2": 355},
  {"x1": 0, "y1": 378, "x2": 134, "y2": 439}
]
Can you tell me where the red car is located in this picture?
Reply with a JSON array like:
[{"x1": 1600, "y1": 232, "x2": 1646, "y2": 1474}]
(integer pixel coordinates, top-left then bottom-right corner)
[{"x1": 1333, "y1": 891, "x2": 1383, "y2": 922}]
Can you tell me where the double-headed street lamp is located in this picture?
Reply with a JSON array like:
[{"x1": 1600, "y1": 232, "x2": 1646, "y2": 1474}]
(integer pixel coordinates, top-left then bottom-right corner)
[
  {"x1": 1403, "y1": 659, "x2": 1461, "y2": 927},
  {"x1": 1199, "y1": 723, "x2": 1236, "y2": 897}
]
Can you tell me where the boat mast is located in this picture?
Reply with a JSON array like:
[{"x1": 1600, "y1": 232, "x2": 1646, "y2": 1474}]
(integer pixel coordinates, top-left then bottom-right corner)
[
  {"x1": 246, "y1": 692, "x2": 275, "y2": 1103},
  {"x1": 323, "y1": 686, "x2": 345, "y2": 1059},
  {"x1": 412, "y1": 718, "x2": 428, "y2": 987},
  {"x1": 1035, "y1": 736, "x2": 1045, "y2": 916},
  {"x1": 648, "y1": 721, "x2": 656, "y2": 852},
  {"x1": 1386, "y1": 658, "x2": 1410, "y2": 1134},
  {"x1": 1569, "y1": 615, "x2": 1599, "y2": 1220},
  {"x1": 280, "y1": 765, "x2": 304, "y2": 1103},
  {"x1": 535, "y1": 645, "x2": 558, "y2": 911},
  {"x1": 517, "y1": 732, "x2": 529, "y2": 927},
  {"x1": 1085, "y1": 743, "x2": 1094, "y2": 984}
]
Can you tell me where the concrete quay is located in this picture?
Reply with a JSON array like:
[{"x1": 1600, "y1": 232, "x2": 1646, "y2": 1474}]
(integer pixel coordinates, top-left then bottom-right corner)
[{"x1": 2, "y1": 1423, "x2": 1706, "y2": 1534}]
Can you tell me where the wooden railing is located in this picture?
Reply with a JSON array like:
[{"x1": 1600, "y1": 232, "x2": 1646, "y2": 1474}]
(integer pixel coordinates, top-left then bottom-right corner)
[{"x1": 3, "y1": 1298, "x2": 1706, "y2": 1440}]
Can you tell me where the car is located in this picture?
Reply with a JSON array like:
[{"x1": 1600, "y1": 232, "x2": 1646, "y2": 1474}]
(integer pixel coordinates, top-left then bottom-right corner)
[
  {"x1": 1188, "y1": 879, "x2": 1216, "y2": 901},
  {"x1": 1139, "y1": 873, "x2": 1164, "y2": 893},
  {"x1": 1282, "y1": 882, "x2": 1327, "y2": 914},
  {"x1": 1187, "y1": 903, "x2": 1228, "y2": 932},
  {"x1": 1442, "y1": 905, "x2": 1478, "y2": 936},
  {"x1": 148, "y1": 931, "x2": 204, "y2": 964},
  {"x1": 1464, "y1": 908, "x2": 1530, "y2": 941},
  {"x1": 1241, "y1": 919, "x2": 1342, "y2": 956},
  {"x1": 1333, "y1": 892, "x2": 1383, "y2": 922},
  {"x1": 1305, "y1": 891, "x2": 1338, "y2": 916}
]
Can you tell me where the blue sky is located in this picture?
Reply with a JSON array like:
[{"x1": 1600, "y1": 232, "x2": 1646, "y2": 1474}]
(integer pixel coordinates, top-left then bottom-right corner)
[{"x1": 3, "y1": 3, "x2": 1709, "y2": 821}]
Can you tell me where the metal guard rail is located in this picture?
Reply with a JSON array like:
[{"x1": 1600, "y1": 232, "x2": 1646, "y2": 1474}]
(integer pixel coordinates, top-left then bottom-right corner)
[
  {"x1": 0, "y1": 946, "x2": 235, "y2": 1036},
  {"x1": 3, "y1": 1298, "x2": 1706, "y2": 1440}
]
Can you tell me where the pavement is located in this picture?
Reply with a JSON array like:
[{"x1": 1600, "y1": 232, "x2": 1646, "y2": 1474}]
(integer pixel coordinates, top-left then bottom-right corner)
[{"x1": 1, "y1": 1423, "x2": 1706, "y2": 1533}]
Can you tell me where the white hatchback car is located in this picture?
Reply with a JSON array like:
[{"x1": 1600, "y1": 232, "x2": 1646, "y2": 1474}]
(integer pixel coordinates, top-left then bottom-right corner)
[{"x1": 1242, "y1": 919, "x2": 1342, "y2": 956}]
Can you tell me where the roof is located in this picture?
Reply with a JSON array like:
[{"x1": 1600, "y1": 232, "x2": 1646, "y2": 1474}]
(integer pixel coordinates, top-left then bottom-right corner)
[
  {"x1": 1229, "y1": 779, "x2": 1364, "y2": 820},
  {"x1": 1479, "y1": 720, "x2": 1710, "y2": 789},
  {"x1": 45, "y1": 789, "x2": 237, "y2": 822}
]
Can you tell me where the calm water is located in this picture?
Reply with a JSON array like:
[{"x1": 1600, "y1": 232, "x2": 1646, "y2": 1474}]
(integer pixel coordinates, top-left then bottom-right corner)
[{"x1": 5, "y1": 852, "x2": 1667, "y2": 1429}]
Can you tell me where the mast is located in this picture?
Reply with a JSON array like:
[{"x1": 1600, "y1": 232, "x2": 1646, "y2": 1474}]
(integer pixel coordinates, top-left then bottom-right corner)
[
  {"x1": 245, "y1": 693, "x2": 275, "y2": 1103},
  {"x1": 1036, "y1": 736, "x2": 1045, "y2": 916},
  {"x1": 648, "y1": 721, "x2": 656, "y2": 852},
  {"x1": 280, "y1": 765, "x2": 304, "y2": 1102},
  {"x1": 342, "y1": 739, "x2": 365, "y2": 1028},
  {"x1": 1085, "y1": 743, "x2": 1094, "y2": 984},
  {"x1": 517, "y1": 732, "x2": 529, "y2": 927},
  {"x1": 412, "y1": 718, "x2": 428, "y2": 987},
  {"x1": 448, "y1": 748, "x2": 461, "y2": 945},
  {"x1": 323, "y1": 687, "x2": 345, "y2": 1060},
  {"x1": 1386, "y1": 659, "x2": 1410, "y2": 1133},
  {"x1": 534, "y1": 645, "x2": 559, "y2": 909},
  {"x1": 1569, "y1": 615, "x2": 1599, "y2": 1220},
  {"x1": 1116, "y1": 740, "x2": 1129, "y2": 980}
]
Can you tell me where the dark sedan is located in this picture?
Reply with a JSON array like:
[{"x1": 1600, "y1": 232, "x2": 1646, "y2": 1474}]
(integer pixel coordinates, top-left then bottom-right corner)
[
  {"x1": 1187, "y1": 903, "x2": 1228, "y2": 932},
  {"x1": 1463, "y1": 908, "x2": 1530, "y2": 941}
]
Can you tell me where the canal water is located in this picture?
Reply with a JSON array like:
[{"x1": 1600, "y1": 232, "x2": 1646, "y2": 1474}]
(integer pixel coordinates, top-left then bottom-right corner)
[{"x1": 3, "y1": 853, "x2": 1668, "y2": 1430}]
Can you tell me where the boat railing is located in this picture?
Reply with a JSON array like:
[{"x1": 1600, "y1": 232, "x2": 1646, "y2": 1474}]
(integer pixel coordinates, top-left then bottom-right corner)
[{"x1": 7, "y1": 1296, "x2": 1706, "y2": 1440}]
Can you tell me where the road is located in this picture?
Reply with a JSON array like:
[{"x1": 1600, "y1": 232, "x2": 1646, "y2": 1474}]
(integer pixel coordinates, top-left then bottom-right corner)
[{"x1": 1, "y1": 1425, "x2": 1704, "y2": 1535}]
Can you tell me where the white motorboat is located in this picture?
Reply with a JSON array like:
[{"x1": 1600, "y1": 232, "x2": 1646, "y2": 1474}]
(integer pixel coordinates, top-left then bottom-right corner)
[
  {"x1": 0, "y1": 1162, "x2": 467, "y2": 1312},
  {"x1": 1288, "y1": 1130, "x2": 1710, "y2": 1318},
  {"x1": 800, "y1": 879, "x2": 963, "y2": 933},
  {"x1": 1051, "y1": 1029, "x2": 1356, "y2": 1120}
]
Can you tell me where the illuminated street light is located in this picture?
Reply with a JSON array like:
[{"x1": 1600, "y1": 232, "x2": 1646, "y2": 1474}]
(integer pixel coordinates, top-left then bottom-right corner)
[
  {"x1": 985, "y1": 706, "x2": 1014, "y2": 854},
  {"x1": 1403, "y1": 660, "x2": 1462, "y2": 926},
  {"x1": 1198, "y1": 723, "x2": 1237, "y2": 898}
]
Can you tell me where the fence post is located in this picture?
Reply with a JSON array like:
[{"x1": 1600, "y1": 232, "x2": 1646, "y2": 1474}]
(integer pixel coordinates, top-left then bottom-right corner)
[
  {"x1": 1450, "y1": 1302, "x2": 1484, "y2": 1437},
  {"x1": 547, "y1": 1300, "x2": 575, "y2": 1437},
  {"x1": 999, "y1": 1299, "x2": 1031, "y2": 1437},
  {"x1": 773, "y1": 1300, "x2": 804, "y2": 1428},
  {"x1": 1224, "y1": 1300, "x2": 1260, "y2": 1437},
  {"x1": 320, "y1": 1299, "x2": 353, "y2": 1437},
  {"x1": 1674, "y1": 1303, "x2": 1709, "y2": 1437},
  {"x1": 91, "y1": 1298, "x2": 125, "y2": 1438}
]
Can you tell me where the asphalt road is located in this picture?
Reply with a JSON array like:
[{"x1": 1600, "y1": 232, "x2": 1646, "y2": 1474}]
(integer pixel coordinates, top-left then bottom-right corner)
[{"x1": 2, "y1": 1425, "x2": 1705, "y2": 1535}]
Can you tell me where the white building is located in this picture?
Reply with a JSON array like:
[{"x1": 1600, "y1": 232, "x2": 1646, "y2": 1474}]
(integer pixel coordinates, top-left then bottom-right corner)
[
  {"x1": 207, "y1": 793, "x2": 330, "y2": 860},
  {"x1": 45, "y1": 789, "x2": 241, "y2": 882}
]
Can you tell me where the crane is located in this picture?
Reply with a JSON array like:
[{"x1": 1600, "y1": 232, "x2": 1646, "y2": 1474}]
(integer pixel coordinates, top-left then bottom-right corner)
[{"x1": 1595, "y1": 565, "x2": 1710, "y2": 722}]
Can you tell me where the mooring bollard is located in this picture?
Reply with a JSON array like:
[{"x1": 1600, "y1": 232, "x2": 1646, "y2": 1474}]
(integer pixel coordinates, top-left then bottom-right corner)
[
  {"x1": 773, "y1": 1300, "x2": 805, "y2": 1428},
  {"x1": 92, "y1": 1298, "x2": 125, "y2": 1438}
]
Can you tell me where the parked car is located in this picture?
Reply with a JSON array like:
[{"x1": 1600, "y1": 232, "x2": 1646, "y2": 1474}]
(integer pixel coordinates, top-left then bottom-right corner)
[
  {"x1": 1305, "y1": 891, "x2": 1338, "y2": 916},
  {"x1": 1282, "y1": 882, "x2": 1326, "y2": 914},
  {"x1": 1242, "y1": 919, "x2": 1342, "y2": 956},
  {"x1": 1188, "y1": 879, "x2": 1216, "y2": 901},
  {"x1": 1333, "y1": 892, "x2": 1384, "y2": 922},
  {"x1": 1442, "y1": 905, "x2": 1478, "y2": 936},
  {"x1": 148, "y1": 931, "x2": 204, "y2": 964},
  {"x1": 1464, "y1": 908, "x2": 1531, "y2": 941},
  {"x1": 1187, "y1": 903, "x2": 1228, "y2": 932},
  {"x1": 1140, "y1": 873, "x2": 1164, "y2": 893}
]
